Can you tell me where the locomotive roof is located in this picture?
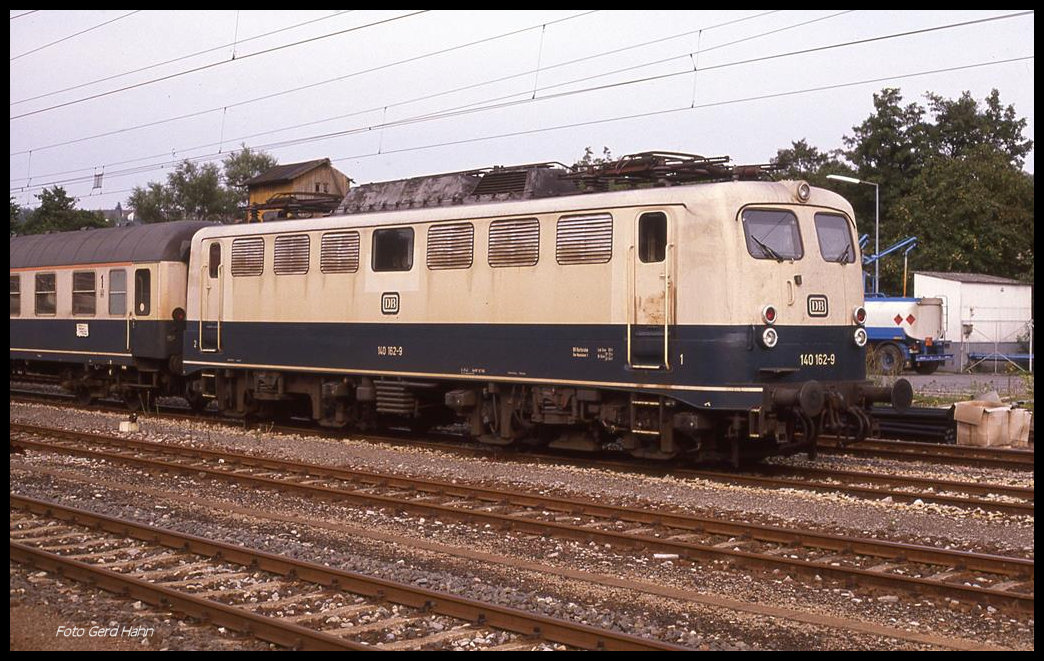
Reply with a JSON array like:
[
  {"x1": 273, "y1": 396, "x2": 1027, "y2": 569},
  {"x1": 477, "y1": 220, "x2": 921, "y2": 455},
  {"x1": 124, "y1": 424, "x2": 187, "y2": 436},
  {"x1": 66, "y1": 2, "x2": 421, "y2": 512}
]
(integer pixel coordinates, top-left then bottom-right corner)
[{"x1": 9, "y1": 220, "x2": 214, "y2": 269}]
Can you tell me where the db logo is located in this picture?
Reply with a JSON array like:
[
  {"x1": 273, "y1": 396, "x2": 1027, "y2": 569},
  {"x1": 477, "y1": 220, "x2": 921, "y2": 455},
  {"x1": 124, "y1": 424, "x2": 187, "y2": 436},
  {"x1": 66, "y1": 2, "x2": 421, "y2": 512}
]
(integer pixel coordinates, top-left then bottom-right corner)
[
  {"x1": 806, "y1": 295, "x2": 828, "y2": 317},
  {"x1": 381, "y1": 292, "x2": 400, "y2": 315}
]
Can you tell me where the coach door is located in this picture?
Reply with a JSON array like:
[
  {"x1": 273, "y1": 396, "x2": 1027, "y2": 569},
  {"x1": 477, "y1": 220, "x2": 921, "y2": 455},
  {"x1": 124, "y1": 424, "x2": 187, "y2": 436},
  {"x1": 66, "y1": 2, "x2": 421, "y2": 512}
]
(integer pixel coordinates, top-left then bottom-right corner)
[
  {"x1": 199, "y1": 241, "x2": 223, "y2": 352},
  {"x1": 628, "y1": 211, "x2": 674, "y2": 369}
]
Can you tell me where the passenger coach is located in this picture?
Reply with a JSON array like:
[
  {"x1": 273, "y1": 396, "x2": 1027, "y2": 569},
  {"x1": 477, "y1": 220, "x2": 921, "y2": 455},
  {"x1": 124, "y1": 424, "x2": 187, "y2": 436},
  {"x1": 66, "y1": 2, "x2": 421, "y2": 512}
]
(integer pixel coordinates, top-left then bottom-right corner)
[{"x1": 10, "y1": 221, "x2": 212, "y2": 406}]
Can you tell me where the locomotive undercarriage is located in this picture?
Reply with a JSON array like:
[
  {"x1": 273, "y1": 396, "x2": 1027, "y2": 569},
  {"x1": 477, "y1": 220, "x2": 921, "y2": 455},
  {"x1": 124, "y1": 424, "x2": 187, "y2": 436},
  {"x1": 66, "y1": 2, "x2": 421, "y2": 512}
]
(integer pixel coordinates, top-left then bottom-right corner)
[{"x1": 188, "y1": 369, "x2": 910, "y2": 465}]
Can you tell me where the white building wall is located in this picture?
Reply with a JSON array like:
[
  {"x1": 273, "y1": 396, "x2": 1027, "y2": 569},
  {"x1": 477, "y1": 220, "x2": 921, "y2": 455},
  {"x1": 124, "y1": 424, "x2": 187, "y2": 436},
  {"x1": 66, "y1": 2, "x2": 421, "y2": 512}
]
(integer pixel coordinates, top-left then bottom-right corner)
[{"x1": 914, "y1": 273, "x2": 1033, "y2": 369}]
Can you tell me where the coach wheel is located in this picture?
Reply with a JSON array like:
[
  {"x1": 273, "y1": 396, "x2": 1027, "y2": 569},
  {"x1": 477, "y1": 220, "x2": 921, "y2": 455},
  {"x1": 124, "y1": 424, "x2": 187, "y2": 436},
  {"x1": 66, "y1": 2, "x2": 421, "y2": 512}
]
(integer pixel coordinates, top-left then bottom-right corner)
[
  {"x1": 185, "y1": 390, "x2": 209, "y2": 413},
  {"x1": 874, "y1": 344, "x2": 904, "y2": 376}
]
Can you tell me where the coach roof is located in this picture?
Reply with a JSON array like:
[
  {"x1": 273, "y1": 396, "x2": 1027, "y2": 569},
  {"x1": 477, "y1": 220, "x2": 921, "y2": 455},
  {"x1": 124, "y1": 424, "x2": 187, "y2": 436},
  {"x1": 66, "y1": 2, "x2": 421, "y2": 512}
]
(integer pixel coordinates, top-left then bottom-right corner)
[{"x1": 10, "y1": 220, "x2": 214, "y2": 269}]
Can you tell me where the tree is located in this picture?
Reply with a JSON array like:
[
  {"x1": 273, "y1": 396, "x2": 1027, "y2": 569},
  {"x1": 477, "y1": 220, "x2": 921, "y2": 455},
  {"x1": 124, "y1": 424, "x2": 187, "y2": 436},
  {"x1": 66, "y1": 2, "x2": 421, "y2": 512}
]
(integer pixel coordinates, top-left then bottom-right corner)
[
  {"x1": 832, "y1": 87, "x2": 1033, "y2": 290},
  {"x1": 127, "y1": 146, "x2": 277, "y2": 223},
  {"x1": 16, "y1": 186, "x2": 108, "y2": 235},
  {"x1": 10, "y1": 196, "x2": 21, "y2": 235},
  {"x1": 222, "y1": 143, "x2": 278, "y2": 208},
  {"x1": 769, "y1": 139, "x2": 853, "y2": 185}
]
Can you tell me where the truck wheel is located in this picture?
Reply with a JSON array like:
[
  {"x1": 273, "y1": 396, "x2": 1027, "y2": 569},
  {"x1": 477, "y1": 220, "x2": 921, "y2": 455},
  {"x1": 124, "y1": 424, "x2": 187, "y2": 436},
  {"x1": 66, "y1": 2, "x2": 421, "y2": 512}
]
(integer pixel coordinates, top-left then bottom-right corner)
[
  {"x1": 914, "y1": 362, "x2": 940, "y2": 375},
  {"x1": 874, "y1": 344, "x2": 904, "y2": 375}
]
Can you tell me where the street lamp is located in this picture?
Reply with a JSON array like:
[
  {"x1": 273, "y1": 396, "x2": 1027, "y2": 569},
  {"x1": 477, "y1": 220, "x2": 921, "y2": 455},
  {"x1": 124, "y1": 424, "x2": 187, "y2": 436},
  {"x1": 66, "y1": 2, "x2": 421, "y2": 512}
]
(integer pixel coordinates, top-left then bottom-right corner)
[{"x1": 827, "y1": 174, "x2": 880, "y2": 294}]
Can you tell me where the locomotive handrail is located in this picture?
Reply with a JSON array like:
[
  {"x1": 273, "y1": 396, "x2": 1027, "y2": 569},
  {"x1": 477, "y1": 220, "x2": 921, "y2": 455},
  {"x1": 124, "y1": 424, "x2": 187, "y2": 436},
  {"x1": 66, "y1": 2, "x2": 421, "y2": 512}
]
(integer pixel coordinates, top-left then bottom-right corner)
[{"x1": 663, "y1": 241, "x2": 673, "y2": 369}]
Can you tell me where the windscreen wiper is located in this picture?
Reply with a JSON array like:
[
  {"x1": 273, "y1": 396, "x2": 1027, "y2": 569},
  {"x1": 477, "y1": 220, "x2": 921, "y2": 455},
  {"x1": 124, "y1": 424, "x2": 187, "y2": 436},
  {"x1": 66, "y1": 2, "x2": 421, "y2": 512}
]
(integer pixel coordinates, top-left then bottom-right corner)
[{"x1": 751, "y1": 235, "x2": 785, "y2": 262}]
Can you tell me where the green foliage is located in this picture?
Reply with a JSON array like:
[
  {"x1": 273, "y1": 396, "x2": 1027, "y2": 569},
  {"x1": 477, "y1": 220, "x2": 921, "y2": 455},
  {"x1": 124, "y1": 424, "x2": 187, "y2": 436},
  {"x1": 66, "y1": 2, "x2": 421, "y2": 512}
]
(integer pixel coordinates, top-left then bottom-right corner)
[
  {"x1": 128, "y1": 145, "x2": 277, "y2": 223},
  {"x1": 10, "y1": 196, "x2": 21, "y2": 235},
  {"x1": 783, "y1": 87, "x2": 1033, "y2": 292},
  {"x1": 15, "y1": 186, "x2": 108, "y2": 235}
]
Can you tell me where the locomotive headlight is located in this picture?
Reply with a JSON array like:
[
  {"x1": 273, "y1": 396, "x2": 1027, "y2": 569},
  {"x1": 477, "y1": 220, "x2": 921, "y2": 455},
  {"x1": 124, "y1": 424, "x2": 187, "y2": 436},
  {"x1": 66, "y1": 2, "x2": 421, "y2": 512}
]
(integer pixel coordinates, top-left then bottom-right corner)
[
  {"x1": 795, "y1": 181, "x2": 811, "y2": 203},
  {"x1": 761, "y1": 327, "x2": 779, "y2": 348},
  {"x1": 852, "y1": 306, "x2": 866, "y2": 325},
  {"x1": 761, "y1": 305, "x2": 777, "y2": 325},
  {"x1": 853, "y1": 327, "x2": 868, "y2": 347}
]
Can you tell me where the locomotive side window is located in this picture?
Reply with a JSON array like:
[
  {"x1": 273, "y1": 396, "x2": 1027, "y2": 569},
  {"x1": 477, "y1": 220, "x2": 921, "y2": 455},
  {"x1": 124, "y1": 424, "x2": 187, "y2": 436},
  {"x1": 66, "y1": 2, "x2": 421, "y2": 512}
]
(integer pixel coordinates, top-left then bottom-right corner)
[
  {"x1": 72, "y1": 271, "x2": 96, "y2": 316},
  {"x1": 34, "y1": 272, "x2": 56, "y2": 315},
  {"x1": 320, "y1": 231, "x2": 360, "y2": 273},
  {"x1": 109, "y1": 269, "x2": 127, "y2": 315},
  {"x1": 556, "y1": 213, "x2": 613, "y2": 265},
  {"x1": 638, "y1": 212, "x2": 667, "y2": 263},
  {"x1": 742, "y1": 209, "x2": 803, "y2": 261},
  {"x1": 231, "y1": 237, "x2": 264, "y2": 276},
  {"x1": 488, "y1": 217, "x2": 539, "y2": 268},
  {"x1": 134, "y1": 268, "x2": 150, "y2": 316},
  {"x1": 813, "y1": 212, "x2": 855, "y2": 263},
  {"x1": 427, "y1": 223, "x2": 474, "y2": 270},
  {"x1": 208, "y1": 242, "x2": 221, "y2": 278},
  {"x1": 372, "y1": 228, "x2": 414, "y2": 272},
  {"x1": 274, "y1": 234, "x2": 310, "y2": 275},
  {"x1": 10, "y1": 275, "x2": 20, "y2": 317}
]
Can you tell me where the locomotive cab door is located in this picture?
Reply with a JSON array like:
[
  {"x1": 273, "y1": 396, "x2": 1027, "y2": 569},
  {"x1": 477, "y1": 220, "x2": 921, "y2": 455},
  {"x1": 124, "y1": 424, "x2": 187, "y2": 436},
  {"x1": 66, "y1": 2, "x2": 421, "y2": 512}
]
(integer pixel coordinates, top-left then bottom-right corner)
[
  {"x1": 199, "y1": 241, "x2": 223, "y2": 352},
  {"x1": 628, "y1": 211, "x2": 674, "y2": 369}
]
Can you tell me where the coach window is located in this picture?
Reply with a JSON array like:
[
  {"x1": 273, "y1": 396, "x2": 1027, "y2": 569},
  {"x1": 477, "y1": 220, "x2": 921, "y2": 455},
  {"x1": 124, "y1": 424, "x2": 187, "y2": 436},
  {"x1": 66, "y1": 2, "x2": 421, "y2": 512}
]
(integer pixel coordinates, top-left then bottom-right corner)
[
  {"x1": 209, "y1": 242, "x2": 221, "y2": 278},
  {"x1": 109, "y1": 269, "x2": 127, "y2": 315},
  {"x1": 35, "y1": 272, "x2": 57, "y2": 315},
  {"x1": 134, "y1": 268, "x2": 151, "y2": 316},
  {"x1": 10, "y1": 275, "x2": 20, "y2": 317},
  {"x1": 813, "y1": 212, "x2": 855, "y2": 263},
  {"x1": 638, "y1": 212, "x2": 667, "y2": 263},
  {"x1": 72, "y1": 271, "x2": 96, "y2": 316},
  {"x1": 372, "y1": 228, "x2": 414, "y2": 272},
  {"x1": 741, "y1": 208, "x2": 803, "y2": 261}
]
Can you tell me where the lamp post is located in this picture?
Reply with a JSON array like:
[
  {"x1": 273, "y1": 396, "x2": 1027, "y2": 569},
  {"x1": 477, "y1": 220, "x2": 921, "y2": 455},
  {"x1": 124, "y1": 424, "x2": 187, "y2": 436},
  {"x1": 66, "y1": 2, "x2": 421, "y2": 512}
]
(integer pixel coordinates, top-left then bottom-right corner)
[{"x1": 827, "y1": 174, "x2": 879, "y2": 295}]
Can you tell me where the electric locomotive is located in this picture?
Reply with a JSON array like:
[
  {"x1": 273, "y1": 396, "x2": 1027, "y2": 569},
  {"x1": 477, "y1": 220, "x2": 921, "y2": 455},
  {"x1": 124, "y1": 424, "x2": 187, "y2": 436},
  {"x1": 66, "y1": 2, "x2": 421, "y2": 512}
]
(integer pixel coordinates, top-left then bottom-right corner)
[{"x1": 175, "y1": 153, "x2": 910, "y2": 463}]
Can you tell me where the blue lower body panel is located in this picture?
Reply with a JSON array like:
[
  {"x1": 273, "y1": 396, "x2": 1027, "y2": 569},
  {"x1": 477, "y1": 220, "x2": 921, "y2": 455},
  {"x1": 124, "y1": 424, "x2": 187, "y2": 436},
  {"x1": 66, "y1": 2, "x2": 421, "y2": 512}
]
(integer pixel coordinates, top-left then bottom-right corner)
[{"x1": 183, "y1": 322, "x2": 865, "y2": 410}]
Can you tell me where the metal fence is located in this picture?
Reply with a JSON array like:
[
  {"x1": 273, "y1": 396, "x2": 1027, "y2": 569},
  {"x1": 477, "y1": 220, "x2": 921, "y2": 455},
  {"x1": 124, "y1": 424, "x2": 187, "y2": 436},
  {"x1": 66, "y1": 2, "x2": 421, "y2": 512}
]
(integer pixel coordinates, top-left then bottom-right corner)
[{"x1": 960, "y1": 317, "x2": 1033, "y2": 373}]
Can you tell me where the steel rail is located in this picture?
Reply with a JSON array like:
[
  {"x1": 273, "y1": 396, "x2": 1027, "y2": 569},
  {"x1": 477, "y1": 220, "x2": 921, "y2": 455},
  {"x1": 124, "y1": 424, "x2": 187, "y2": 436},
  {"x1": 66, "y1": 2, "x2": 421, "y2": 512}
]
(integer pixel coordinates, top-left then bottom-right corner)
[
  {"x1": 12, "y1": 425, "x2": 1034, "y2": 612},
  {"x1": 10, "y1": 494, "x2": 687, "y2": 652}
]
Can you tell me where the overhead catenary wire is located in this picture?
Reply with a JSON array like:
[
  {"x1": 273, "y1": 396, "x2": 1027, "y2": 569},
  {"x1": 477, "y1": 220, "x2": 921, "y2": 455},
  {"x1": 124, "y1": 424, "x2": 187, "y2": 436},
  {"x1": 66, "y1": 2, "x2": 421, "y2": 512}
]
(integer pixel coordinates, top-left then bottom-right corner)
[
  {"x1": 9, "y1": 10, "x2": 431, "y2": 120},
  {"x1": 9, "y1": 9, "x2": 1029, "y2": 189},
  {"x1": 10, "y1": 55, "x2": 1032, "y2": 197}
]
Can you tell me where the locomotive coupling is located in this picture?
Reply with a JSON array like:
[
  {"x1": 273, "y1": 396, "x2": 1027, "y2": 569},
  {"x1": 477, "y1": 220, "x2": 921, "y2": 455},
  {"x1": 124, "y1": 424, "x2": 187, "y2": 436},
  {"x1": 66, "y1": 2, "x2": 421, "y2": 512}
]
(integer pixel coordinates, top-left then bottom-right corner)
[
  {"x1": 858, "y1": 378, "x2": 913, "y2": 411},
  {"x1": 770, "y1": 380, "x2": 825, "y2": 417}
]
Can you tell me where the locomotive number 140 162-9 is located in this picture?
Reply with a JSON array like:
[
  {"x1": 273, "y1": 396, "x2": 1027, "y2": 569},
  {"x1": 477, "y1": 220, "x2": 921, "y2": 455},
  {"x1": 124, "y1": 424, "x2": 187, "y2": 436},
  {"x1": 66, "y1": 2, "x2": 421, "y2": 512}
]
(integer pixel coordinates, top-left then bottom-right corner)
[{"x1": 799, "y1": 352, "x2": 836, "y2": 366}]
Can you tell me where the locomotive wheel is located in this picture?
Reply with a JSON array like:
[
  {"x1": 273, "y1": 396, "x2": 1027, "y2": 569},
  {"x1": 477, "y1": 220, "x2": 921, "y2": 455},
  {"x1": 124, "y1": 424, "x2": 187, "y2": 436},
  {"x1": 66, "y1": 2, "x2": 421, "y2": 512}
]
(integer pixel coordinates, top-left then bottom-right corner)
[
  {"x1": 124, "y1": 390, "x2": 150, "y2": 412},
  {"x1": 75, "y1": 387, "x2": 94, "y2": 406},
  {"x1": 874, "y1": 344, "x2": 904, "y2": 376}
]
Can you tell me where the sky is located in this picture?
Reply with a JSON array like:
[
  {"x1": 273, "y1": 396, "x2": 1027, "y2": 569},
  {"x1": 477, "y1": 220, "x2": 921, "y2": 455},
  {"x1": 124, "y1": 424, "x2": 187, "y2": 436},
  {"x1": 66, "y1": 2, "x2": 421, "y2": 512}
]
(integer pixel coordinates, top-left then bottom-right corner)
[{"x1": 9, "y1": 10, "x2": 1035, "y2": 213}]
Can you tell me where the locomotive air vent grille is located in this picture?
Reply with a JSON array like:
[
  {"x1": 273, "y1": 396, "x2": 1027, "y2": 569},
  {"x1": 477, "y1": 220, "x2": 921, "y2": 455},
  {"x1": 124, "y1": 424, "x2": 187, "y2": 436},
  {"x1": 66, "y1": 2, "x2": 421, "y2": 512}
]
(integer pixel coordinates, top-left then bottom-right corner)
[
  {"x1": 273, "y1": 234, "x2": 310, "y2": 275},
  {"x1": 488, "y1": 217, "x2": 540, "y2": 268},
  {"x1": 426, "y1": 222, "x2": 474, "y2": 270},
  {"x1": 472, "y1": 170, "x2": 529, "y2": 197},
  {"x1": 231, "y1": 237, "x2": 264, "y2": 276},
  {"x1": 556, "y1": 213, "x2": 613, "y2": 265},
  {"x1": 320, "y1": 231, "x2": 360, "y2": 273}
]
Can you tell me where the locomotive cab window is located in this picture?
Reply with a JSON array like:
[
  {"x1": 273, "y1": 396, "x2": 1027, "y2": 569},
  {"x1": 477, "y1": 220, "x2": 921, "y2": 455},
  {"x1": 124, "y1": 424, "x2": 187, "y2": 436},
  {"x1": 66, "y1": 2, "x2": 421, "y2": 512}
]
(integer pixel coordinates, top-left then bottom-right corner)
[
  {"x1": 134, "y1": 268, "x2": 150, "y2": 316},
  {"x1": 109, "y1": 269, "x2": 127, "y2": 315},
  {"x1": 742, "y1": 209, "x2": 803, "y2": 261},
  {"x1": 638, "y1": 212, "x2": 667, "y2": 263},
  {"x1": 814, "y1": 212, "x2": 855, "y2": 263},
  {"x1": 34, "y1": 272, "x2": 56, "y2": 315},
  {"x1": 72, "y1": 271, "x2": 96, "y2": 316},
  {"x1": 372, "y1": 228, "x2": 414, "y2": 272},
  {"x1": 10, "y1": 274, "x2": 20, "y2": 317}
]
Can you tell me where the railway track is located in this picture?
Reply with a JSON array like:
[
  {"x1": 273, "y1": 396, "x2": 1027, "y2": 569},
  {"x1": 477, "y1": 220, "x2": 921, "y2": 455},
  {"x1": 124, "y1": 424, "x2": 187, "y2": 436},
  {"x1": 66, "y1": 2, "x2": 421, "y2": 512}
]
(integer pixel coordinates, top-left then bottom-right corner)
[
  {"x1": 10, "y1": 495, "x2": 683, "y2": 651},
  {"x1": 11, "y1": 423, "x2": 1034, "y2": 612},
  {"x1": 12, "y1": 389, "x2": 1033, "y2": 473}
]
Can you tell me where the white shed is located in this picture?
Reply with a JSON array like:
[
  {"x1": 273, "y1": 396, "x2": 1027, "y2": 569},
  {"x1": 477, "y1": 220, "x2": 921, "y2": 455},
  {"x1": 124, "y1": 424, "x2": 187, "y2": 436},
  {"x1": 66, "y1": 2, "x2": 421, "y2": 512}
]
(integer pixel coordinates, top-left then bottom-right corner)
[{"x1": 913, "y1": 272, "x2": 1033, "y2": 371}]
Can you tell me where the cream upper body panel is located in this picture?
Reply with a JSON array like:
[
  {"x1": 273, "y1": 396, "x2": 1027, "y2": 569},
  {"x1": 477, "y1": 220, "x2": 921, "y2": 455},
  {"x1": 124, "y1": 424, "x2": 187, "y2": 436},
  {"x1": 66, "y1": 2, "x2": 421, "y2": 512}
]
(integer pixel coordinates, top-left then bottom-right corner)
[{"x1": 185, "y1": 180, "x2": 861, "y2": 326}]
